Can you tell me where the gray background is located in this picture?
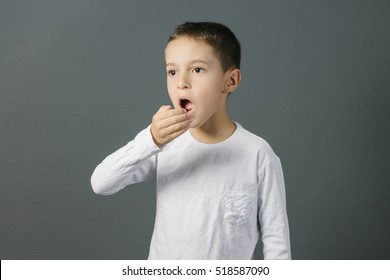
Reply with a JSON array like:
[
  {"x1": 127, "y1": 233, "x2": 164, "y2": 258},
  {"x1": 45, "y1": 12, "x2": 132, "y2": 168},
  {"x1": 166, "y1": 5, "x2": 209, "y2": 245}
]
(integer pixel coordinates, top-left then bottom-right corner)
[{"x1": 1, "y1": 0, "x2": 389, "y2": 259}]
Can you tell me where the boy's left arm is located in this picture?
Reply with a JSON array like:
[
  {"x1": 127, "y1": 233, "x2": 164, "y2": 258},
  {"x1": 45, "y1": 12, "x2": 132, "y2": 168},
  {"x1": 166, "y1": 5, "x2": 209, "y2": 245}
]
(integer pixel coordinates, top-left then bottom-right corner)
[{"x1": 258, "y1": 157, "x2": 291, "y2": 260}]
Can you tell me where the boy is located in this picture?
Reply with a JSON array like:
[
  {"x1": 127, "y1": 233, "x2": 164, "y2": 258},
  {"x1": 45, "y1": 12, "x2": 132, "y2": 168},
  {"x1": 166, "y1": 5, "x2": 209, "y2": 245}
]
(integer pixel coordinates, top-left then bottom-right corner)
[{"x1": 91, "y1": 22, "x2": 291, "y2": 260}]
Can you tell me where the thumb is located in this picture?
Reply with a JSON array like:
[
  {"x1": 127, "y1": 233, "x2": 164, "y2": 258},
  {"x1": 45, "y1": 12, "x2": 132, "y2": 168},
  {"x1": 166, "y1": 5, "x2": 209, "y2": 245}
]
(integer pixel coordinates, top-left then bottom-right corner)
[{"x1": 158, "y1": 105, "x2": 171, "y2": 112}]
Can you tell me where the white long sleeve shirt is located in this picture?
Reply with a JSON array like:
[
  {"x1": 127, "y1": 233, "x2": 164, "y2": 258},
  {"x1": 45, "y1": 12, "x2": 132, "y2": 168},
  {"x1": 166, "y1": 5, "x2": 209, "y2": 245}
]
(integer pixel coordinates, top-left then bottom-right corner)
[{"x1": 91, "y1": 122, "x2": 291, "y2": 259}]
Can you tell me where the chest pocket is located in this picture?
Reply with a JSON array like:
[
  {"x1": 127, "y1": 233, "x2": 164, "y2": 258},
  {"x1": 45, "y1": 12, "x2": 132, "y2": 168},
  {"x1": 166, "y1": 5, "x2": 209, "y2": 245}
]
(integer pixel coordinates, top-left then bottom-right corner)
[{"x1": 223, "y1": 190, "x2": 255, "y2": 227}]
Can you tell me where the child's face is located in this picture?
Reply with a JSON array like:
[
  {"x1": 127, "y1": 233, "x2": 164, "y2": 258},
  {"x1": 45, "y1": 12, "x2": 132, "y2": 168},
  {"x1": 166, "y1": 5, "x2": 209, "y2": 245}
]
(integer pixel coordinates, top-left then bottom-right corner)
[{"x1": 165, "y1": 37, "x2": 229, "y2": 129}]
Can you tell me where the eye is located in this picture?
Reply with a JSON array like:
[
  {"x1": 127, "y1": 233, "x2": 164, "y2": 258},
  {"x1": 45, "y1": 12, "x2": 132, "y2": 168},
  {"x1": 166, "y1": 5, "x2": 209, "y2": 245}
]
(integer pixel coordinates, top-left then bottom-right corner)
[
  {"x1": 193, "y1": 67, "x2": 204, "y2": 74},
  {"x1": 167, "y1": 69, "x2": 176, "y2": 76}
]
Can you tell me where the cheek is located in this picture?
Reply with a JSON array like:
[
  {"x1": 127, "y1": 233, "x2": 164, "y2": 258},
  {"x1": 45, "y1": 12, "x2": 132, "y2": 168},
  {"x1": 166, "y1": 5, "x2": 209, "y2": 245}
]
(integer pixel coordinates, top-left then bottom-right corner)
[
  {"x1": 166, "y1": 78, "x2": 173, "y2": 92},
  {"x1": 166, "y1": 80, "x2": 176, "y2": 98},
  {"x1": 167, "y1": 92, "x2": 176, "y2": 107}
]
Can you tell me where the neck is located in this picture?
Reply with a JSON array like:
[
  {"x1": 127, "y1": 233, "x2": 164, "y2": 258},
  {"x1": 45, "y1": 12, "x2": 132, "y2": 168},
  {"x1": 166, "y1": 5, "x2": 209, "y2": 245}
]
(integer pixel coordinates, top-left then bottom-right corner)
[{"x1": 189, "y1": 115, "x2": 236, "y2": 144}]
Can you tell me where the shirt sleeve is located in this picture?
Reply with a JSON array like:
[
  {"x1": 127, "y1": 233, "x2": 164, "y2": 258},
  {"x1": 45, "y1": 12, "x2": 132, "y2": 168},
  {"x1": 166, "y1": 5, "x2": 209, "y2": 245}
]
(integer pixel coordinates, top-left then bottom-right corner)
[
  {"x1": 90, "y1": 125, "x2": 161, "y2": 195},
  {"x1": 258, "y1": 157, "x2": 291, "y2": 259}
]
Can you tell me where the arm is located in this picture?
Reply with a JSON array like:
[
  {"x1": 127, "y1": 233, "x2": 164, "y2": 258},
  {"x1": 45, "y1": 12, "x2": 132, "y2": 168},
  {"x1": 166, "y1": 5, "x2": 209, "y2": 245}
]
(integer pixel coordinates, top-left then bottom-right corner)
[
  {"x1": 258, "y1": 157, "x2": 291, "y2": 260},
  {"x1": 90, "y1": 126, "x2": 160, "y2": 195},
  {"x1": 91, "y1": 105, "x2": 190, "y2": 195}
]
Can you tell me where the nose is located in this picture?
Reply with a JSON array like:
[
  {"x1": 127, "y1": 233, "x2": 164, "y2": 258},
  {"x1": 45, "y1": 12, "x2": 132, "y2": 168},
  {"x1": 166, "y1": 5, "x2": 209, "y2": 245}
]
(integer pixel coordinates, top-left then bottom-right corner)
[{"x1": 177, "y1": 74, "x2": 191, "y2": 90}]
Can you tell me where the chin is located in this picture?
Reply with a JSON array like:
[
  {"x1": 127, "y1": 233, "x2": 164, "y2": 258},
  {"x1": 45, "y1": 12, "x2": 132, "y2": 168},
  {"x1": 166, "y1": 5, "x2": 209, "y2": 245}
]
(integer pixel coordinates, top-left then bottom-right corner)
[
  {"x1": 189, "y1": 118, "x2": 208, "y2": 129},
  {"x1": 188, "y1": 119, "x2": 200, "y2": 129},
  {"x1": 189, "y1": 122, "x2": 197, "y2": 129}
]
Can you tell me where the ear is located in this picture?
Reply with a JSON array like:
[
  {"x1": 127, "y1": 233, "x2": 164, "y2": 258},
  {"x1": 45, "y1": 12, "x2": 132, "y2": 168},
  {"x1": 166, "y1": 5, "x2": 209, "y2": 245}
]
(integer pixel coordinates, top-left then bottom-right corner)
[{"x1": 223, "y1": 68, "x2": 241, "y2": 94}]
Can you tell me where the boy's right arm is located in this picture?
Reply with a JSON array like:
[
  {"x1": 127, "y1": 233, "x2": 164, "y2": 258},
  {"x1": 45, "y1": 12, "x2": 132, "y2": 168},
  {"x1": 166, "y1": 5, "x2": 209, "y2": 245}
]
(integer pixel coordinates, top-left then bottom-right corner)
[{"x1": 90, "y1": 105, "x2": 190, "y2": 195}]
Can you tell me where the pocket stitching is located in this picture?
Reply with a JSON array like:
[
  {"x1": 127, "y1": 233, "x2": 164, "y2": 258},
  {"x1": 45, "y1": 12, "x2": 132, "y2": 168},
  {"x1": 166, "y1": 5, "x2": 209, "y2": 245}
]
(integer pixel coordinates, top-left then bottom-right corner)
[{"x1": 223, "y1": 191, "x2": 253, "y2": 227}]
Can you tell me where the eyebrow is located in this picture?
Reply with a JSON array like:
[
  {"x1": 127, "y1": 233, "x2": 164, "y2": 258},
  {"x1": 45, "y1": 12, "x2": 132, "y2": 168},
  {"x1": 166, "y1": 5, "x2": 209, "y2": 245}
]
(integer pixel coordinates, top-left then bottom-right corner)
[{"x1": 166, "y1": 59, "x2": 209, "y2": 67}]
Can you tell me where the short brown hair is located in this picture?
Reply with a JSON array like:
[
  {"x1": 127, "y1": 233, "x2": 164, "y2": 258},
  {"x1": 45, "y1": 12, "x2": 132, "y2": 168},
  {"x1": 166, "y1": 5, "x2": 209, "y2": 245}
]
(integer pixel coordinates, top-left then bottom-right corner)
[{"x1": 167, "y1": 22, "x2": 241, "y2": 72}]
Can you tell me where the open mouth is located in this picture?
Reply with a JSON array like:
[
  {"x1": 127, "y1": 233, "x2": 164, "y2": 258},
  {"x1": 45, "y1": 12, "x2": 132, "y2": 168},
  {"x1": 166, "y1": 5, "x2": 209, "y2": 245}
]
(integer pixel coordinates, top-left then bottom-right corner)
[{"x1": 180, "y1": 99, "x2": 194, "y2": 112}]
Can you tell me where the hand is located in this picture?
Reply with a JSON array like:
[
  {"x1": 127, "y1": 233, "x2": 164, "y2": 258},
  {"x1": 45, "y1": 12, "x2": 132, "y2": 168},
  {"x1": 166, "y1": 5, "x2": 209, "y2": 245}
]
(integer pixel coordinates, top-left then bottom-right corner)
[{"x1": 151, "y1": 105, "x2": 190, "y2": 147}]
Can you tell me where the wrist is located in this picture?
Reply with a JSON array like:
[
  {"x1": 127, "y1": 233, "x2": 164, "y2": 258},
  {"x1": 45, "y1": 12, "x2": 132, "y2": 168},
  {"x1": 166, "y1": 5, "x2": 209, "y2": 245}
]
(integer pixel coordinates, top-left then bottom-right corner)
[{"x1": 150, "y1": 128, "x2": 164, "y2": 149}]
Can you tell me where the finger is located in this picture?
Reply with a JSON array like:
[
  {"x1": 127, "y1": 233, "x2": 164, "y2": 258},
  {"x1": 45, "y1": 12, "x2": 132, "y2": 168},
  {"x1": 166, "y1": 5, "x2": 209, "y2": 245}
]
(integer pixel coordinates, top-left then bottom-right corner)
[
  {"x1": 153, "y1": 105, "x2": 174, "y2": 124},
  {"x1": 167, "y1": 125, "x2": 190, "y2": 141},
  {"x1": 161, "y1": 107, "x2": 187, "y2": 116},
  {"x1": 155, "y1": 107, "x2": 186, "y2": 122},
  {"x1": 157, "y1": 105, "x2": 171, "y2": 113},
  {"x1": 159, "y1": 112, "x2": 189, "y2": 128},
  {"x1": 163, "y1": 118, "x2": 191, "y2": 136}
]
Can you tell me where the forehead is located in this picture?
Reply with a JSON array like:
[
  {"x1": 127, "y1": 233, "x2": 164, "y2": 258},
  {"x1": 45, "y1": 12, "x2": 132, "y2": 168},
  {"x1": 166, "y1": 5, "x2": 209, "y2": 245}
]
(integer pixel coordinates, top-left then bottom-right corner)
[{"x1": 165, "y1": 37, "x2": 218, "y2": 64}]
